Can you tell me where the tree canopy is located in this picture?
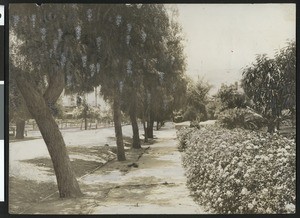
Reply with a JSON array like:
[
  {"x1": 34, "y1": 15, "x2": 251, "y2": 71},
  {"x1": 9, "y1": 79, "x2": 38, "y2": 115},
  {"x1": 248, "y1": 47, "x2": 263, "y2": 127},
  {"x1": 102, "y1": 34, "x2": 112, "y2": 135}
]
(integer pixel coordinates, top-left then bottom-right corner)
[
  {"x1": 10, "y1": 3, "x2": 188, "y2": 196},
  {"x1": 241, "y1": 41, "x2": 295, "y2": 132}
]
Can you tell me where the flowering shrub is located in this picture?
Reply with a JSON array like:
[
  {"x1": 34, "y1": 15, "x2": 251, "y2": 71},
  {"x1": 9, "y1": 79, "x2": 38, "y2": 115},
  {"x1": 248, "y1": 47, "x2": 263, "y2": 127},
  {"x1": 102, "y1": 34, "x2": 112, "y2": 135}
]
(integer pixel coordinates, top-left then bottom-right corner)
[
  {"x1": 179, "y1": 125, "x2": 296, "y2": 214},
  {"x1": 176, "y1": 127, "x2": 196, "y2": 152}
]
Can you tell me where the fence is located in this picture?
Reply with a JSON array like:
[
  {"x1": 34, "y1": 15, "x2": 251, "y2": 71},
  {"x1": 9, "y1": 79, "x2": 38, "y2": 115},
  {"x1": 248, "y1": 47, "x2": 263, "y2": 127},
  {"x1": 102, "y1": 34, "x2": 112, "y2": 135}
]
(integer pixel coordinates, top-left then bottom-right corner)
[{"x1": 9, "y1": 118, "x2": 120, "y2": 137}]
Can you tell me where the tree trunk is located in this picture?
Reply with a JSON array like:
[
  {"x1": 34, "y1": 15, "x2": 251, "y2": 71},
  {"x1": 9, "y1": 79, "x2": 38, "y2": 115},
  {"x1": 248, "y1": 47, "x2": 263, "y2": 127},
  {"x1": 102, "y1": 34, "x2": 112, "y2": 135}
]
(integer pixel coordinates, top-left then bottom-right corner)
[
  {"x1": 143, "y1": 120, "x2": 148, "y2": 143},
  {"x1": 147, "y1": 114, "x2": 154, "y2": 138},
  {"x1": 34, "y1": 107, "x2": 83, "y2": 198},
  {"x1": 15, "y1": 119, "x2": 25, "y2": 139},
  {"x1": 15, "y1": 75, "x2": 82, "y2": 198},
  {"x1": 83, "y1": 107, "x2": 88, "y2": 130},
  {"x1": 267, "y1": 120, "x2": 276, "y2": 134},
  {"x1": 129, "y1": 92, "x2": 141, "y2": 149},
  {"x1": 113, "y1": 90, "x2": 126, "y2": 161},
  {"x1": 84, "y1": 117, "x2": 88, "y2": 130},
  {"x1": 43, "y1": 71, "x2": 65, "y2": 105},
  {"x1": 156, "y1": 121, "x2": 161, "y2": 131},
  {"x1": 276, "y1": 120, "x2": 280, "y2": 131},
  {"x1": 130, "y1": 106, "x2": 141, "y2": 149}
]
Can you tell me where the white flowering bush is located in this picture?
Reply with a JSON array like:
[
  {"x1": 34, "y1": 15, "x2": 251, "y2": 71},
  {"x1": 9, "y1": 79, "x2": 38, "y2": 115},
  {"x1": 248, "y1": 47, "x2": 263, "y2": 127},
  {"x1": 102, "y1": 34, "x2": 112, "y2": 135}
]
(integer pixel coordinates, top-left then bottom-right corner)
[
  {"x1": 177, "y1": 127, "x2": 197, "y2": 151},
  {"x1": 179, "y1": 125, "x2": 296, "y2": 214}
]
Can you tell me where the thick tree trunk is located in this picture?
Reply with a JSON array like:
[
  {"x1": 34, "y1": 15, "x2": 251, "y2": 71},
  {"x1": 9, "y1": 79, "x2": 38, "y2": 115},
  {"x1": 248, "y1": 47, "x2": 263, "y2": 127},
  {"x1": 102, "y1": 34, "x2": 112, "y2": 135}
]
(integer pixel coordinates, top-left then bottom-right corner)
[
  {"x1": 129, "y1": 93, "x2": 141, "y2": 149},
  {"x1": 130, "y1": 109, "x2": 141, "y2": 149},
  {"x1": 34, "y1": 108, "x2": 83, "y2": 198},
  {"x1": 113, "y1": 91, "x2": 126, "y2": 161},
  {"x1": 15, "y1": 75, "x2": 82, "y2": 198},
  {"x1": 43, "y1": 71, "x2": 65, "y2": 105},
  {"x1": 15, "y1": 119, "x2": 25, "y2": 139}
]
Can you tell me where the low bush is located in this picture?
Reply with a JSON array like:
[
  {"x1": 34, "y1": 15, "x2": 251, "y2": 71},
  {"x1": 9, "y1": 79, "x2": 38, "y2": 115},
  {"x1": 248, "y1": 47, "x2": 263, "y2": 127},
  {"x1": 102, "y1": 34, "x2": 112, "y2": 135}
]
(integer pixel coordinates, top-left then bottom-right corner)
[
  {"x1": 217, "y1": 108, "x2": 266, "y2": 130},
  {"x1": 190, "y1": 121, "x2": 200, "y2": 129},
  {"x1": 179, "y1": 125, "x2": 296, "y2": 214},
  {"x1": 176, "y1": 127, "x2": 196, "y2": 152}
]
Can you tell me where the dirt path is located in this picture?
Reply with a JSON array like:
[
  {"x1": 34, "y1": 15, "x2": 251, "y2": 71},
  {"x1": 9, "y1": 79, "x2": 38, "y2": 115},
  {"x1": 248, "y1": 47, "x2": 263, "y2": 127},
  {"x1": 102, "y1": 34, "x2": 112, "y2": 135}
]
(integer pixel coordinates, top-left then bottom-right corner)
[{"x1": 20, "y1": 123, "x2": 206, "y2": 214}]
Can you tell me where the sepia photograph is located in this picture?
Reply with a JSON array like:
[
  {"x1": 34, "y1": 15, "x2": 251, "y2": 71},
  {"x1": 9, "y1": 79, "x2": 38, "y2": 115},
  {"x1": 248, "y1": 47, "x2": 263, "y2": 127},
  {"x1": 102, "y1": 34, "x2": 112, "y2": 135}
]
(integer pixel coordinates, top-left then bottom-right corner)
[
  {"x1": 0, "y1": 3, "x2": 5, "y2": 206},
  {"x1": 8, "y1": 3, "x2": 295, "y2": 214}
]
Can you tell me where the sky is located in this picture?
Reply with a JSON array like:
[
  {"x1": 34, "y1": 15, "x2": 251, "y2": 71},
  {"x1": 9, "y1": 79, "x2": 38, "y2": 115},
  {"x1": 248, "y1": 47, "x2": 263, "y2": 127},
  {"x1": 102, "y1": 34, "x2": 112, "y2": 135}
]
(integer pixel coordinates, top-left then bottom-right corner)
[{"x1": 176, "y1": 4, "x2": 295, "y2": 94}]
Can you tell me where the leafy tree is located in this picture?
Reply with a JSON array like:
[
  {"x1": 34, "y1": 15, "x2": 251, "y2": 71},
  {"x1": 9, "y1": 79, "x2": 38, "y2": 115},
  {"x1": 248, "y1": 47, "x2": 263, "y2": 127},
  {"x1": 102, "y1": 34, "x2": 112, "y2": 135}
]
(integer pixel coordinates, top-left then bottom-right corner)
[
  {"x1": 117, "y1": 4, "x2": 153, "y2": 148},
  {"x1": 10, "y1": 4, "x2": 189, "y2": 199},
  {"x1": 90, "y1": 4, "x2": 128, "y2": 160},
  {"x1": 73, "y1": 98, "x2": 100, "y2": 130},
  {"x1": 215, "y1": 83, "x2": 249, "y2": 113},
  {"x1": 153, "y1": 8, "x2": 188, "y2": 128},
  {"x1": 116, "y1": 5, "x2": 186, "y2": 144},
  {"x1": 206, "y1": 98, "x2": 219, "y2": 120},
  {"x1": 241, "y1": 41, "x2": 296, "y2": 133},
  {"x1": 274, "y1": 41, "x2": 296, "y2": 127},
  {"x1": 135, "y1": 4, "x2": 171, "y2": 140},
  {"x1": 138, "y1": 5, "x2": 187, "y2": 140},
  {"x1": 213, "y1": 83, "x2": 251, "y2": 129},
  {"x1": 175, "y1": 78, "x2": 210, "y2": 122},
  {"x1": 65, "y1": 4, "x2": 186, "y2": 152},
  {"x1": 10, "y1": 4, "x2": 89, "y2": 197},
  {"x1": 186, "y1": 79, "x2": 211, "y2": 121}
]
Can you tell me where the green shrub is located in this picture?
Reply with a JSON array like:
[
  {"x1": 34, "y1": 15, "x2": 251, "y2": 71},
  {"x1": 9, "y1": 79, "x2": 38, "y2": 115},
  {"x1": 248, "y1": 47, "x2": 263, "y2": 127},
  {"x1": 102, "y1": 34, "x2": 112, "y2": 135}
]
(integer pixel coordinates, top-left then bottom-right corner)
[
  {"x1": 217, "y1": 108, "x2": 266, "y2": 130},
  {"x1": 179, "y1": 125, "x2": 295, "y2": 214}
]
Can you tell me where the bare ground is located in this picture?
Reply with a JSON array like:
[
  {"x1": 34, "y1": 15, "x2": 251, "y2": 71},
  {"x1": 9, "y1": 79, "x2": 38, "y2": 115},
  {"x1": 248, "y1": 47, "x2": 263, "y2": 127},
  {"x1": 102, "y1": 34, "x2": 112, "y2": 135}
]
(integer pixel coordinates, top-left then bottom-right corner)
[
  {"x1": 10, "y1": 123, "x2": 206, "y2": 214},
  {"x1": 9, "y1": 145, "x2": 116, "y2": 214}
]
